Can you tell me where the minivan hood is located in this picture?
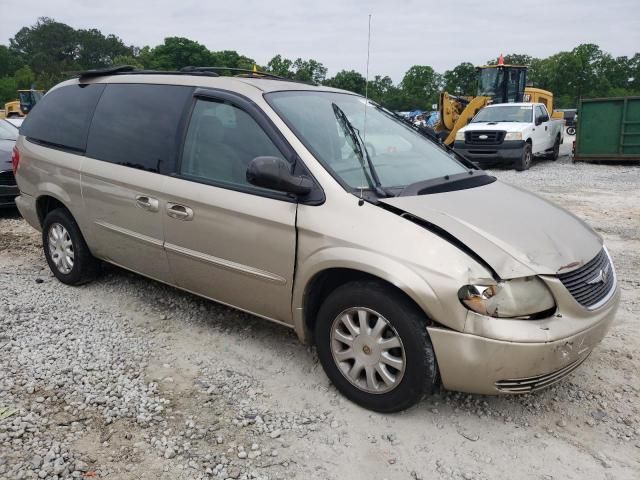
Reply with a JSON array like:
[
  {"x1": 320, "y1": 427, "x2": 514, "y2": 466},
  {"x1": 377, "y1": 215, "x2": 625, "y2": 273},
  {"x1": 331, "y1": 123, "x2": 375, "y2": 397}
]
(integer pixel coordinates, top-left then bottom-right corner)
[{"x1": 382, "y1": 180, "x2": 602, "y2": 279}]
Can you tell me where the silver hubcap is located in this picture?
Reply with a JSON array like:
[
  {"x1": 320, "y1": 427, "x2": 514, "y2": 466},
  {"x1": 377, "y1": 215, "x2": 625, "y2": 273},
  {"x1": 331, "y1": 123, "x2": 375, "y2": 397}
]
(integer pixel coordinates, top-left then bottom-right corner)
[
  {"x1": 48, "y1": 223, "x2": 74, "y2": 274},
  {"x1": 330, "y1": 307, "x2": 406, "y2": 394}
]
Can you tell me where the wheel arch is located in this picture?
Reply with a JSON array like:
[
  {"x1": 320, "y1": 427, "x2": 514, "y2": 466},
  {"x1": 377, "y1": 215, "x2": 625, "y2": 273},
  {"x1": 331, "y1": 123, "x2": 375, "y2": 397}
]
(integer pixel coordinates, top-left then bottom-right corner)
[{"x1": 293, "y1": 251, "x2": 441, "y2": 344}]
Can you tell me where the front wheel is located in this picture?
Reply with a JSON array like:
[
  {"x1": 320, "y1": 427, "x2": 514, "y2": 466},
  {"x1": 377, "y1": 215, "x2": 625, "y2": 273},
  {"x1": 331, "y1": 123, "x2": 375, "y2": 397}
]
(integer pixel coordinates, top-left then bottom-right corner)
[
  {"x1": 315, "y1": 280, "x2": 438, "y2": 412},
  {"x1": 514, "y1": 143, "x2": 532, "y2": 171},
  {"x1": 567, "y1": 126, "x2": 576, "y2": 136}
]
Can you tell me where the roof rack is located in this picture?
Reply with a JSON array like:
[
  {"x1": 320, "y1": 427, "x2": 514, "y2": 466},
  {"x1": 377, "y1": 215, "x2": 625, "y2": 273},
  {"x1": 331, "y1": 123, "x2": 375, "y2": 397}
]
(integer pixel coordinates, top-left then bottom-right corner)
[
  {"x1": 77, "y1": 65, "x2": 219, "y2": 79},
  {"x1": 76, "y1": 65, "x2": 316, "y2": 85},
  {"x1": 180, "y1": 66, "x2": 316, "y2": 85}
]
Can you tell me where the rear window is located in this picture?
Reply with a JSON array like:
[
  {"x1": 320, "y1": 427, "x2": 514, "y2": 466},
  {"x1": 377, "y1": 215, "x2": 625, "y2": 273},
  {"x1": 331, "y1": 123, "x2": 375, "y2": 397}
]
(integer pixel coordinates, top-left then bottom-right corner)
[
  {"x1": 86, "y1": 84, "x2": 192, "y2": 173},
  {"x1": 20, "y1": 84, "x2": 105, "y2": 152}
]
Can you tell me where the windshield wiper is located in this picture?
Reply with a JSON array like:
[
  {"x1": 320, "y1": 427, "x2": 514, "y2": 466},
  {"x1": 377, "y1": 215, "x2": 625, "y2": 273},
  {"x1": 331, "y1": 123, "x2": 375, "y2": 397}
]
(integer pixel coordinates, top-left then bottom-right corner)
[{"x1": 331, "y1": 103, "x2": 390, "y2": 197}]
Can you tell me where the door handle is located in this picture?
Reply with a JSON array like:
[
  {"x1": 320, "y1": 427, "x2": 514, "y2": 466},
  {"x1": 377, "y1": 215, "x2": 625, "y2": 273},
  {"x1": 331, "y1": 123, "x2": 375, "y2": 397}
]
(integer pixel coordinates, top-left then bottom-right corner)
[
  {"x1": 167, "y1": 202, "x2": 194, "y2": 221},
  {"x1": 135, "y1": 195, "x2": 159, "y2": 212}
]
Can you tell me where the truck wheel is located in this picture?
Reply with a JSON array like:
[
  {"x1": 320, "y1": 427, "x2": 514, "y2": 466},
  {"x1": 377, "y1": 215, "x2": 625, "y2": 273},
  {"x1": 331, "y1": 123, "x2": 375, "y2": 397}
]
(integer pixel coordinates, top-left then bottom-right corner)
[
  {"x1": 314, "y1": 280, "x2": 438, "y2": 413},
  {"x1": 567, "y1": 126, "x2": 576, "y2": 136},
  {"x1": 549, "y1": 136, "x2": 561, "y2": 161},
  {"x1": 515, "y1": 143, "x2": 532, "y2": 171}
]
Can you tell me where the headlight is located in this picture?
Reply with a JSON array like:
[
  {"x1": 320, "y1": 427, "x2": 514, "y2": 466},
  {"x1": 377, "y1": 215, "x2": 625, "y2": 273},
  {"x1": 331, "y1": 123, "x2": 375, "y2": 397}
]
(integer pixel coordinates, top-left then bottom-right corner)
[
  {"x1": 455, "y1": 130, "x2": 465, "y2": 141},
  {"x1": 504, "y1": 132, "x2": 522, "y2": 141},
  {"x1": 458, "y1": 276, "x2": 555, "y2": 318}
]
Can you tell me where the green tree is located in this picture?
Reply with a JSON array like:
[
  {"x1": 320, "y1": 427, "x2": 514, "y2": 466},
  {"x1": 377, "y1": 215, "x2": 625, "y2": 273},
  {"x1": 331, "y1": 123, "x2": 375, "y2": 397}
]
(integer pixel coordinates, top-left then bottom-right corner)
[
  {"x1": 144, "y1": 37, "x2": 213, "y2": 70},
  {"x1": 367, "y1": 75, "x2": 394, "y2": 103},
  {"x1": 443, "y1": 62, "x2": 477, "y2": 95},
  {"x1": 267, "y1": 54, "x2": 294, "y2": 77},
  {"x1": 292, "y1": 58, "x2": 327, "y2": 83},
  {"x1": 324, "y1": 70, "x2": 366, "y2": 94},
  {"x1": 0, "y1": 45, "x2": 24, "y2": 77},
  {"x1": 0, "y1": 76, "x2": 18, "y2": 104},
  {"x1": 400, "y1": 65, "x2": 441, "y2": 109},
  {"x1": 14, "y1": 66, "x2": 35, "y2": 89},
  {"x1": 75, "y1": 29, "x2": 131, "y2": 69}
]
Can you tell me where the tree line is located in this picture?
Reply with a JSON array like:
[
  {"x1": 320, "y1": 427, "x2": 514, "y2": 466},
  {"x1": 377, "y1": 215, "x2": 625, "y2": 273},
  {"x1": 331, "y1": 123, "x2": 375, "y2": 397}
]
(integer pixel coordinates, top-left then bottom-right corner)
[{"x1": 1, "y1": 17, "x2": 638, "y2": 110}]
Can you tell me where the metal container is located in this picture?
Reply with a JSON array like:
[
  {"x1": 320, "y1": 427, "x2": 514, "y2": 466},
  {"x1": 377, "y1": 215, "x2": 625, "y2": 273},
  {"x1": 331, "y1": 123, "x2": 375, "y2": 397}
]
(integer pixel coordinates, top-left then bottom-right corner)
[{"x1": 574, "y1": 96, "x2": 640, "y2": 162}]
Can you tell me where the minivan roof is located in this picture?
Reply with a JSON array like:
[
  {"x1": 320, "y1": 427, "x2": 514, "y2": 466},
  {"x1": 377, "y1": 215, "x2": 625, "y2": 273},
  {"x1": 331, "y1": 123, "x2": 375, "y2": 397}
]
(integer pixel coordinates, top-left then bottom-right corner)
[{"x1": 70, "y1": 68, "x2": 349, "y2": 95}]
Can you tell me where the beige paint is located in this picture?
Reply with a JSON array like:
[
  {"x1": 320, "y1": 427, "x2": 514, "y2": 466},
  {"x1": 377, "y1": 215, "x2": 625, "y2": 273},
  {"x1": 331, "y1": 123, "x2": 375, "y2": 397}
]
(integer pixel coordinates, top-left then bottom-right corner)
[{"x1": 14, "y1": 73, "x2": 620, "y2": 396}]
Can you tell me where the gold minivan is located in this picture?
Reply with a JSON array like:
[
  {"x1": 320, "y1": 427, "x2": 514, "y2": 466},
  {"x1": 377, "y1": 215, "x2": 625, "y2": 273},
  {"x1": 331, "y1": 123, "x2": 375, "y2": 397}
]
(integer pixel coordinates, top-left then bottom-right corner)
[{"x1": 13, "y1": 67, "x2": 619, "y2": 412}]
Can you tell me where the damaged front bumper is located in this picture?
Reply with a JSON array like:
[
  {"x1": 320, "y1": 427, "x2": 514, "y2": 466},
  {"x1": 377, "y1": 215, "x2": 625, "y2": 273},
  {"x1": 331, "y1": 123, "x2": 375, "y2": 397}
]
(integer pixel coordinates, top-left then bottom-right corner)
[{"x1": 427, "y1": 278, "x2": 620, "y2": 395}]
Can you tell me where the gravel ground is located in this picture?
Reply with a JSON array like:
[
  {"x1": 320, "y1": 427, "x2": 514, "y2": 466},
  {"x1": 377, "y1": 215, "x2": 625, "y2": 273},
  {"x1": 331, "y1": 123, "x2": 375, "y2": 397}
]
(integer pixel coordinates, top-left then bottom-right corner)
[{"x1": 1, "y1": 139, "x2": 639, "y2": 480}]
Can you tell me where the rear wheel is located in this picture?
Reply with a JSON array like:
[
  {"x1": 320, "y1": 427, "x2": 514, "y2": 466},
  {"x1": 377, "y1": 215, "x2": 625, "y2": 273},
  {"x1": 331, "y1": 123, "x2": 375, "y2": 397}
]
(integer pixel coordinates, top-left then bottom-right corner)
[
  {"x1": 548, "y1": 135, "x2": 561, "y2": 161},
  {"x1": 315, "y1": 280, "x2": 438, "y2": 412},
  {"x1": 567, "y1": 126, "x2": 576, "y2": 136},
  {"x1": 42, "y1": 208, "x2": 99, "y2": 285},
  {"x1": 515, "y1": 143, "x2": 532, "y2": 171}
]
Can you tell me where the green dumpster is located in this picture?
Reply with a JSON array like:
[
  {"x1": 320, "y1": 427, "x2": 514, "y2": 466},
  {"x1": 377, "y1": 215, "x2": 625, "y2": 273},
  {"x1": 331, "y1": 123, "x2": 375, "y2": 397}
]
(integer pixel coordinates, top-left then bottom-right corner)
[{"x1": 574, "y1": 96, "x2": 640, "y2": 162}]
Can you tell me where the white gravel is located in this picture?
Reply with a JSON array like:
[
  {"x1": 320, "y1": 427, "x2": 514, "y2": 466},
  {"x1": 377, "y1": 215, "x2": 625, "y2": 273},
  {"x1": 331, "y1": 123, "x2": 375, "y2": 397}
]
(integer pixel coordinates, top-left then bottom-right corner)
[{"x1": 1, "y1": 143, "x2": 639, "y2": 479}]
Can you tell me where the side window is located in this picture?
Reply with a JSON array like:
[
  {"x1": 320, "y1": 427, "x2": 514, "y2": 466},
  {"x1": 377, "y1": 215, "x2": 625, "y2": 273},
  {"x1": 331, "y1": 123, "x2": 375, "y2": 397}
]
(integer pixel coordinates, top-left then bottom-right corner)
[
  {"x1": 180, "y1": 99, "x2": 285, "y2": 189},
  {"x1": 535, "y1": 106, "x2": 544, "y2": 123},
  {"x1": 21, "y1": 84, "x2": 105, "y2": 152},
  {"x1": 86, "y1": 84, "x2": 192, "y2": 173},
  {"x1": 539, "y1": 105, "x2": 550, "y2": 122}
]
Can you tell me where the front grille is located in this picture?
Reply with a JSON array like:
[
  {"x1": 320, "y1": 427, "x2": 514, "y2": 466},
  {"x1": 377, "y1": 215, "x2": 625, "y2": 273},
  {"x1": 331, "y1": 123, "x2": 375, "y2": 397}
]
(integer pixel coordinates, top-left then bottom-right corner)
[
  {"x1": 465, "y1": 130, "x2": 505, "y2": 145},
  {"x1": 558, "y1": 248, "x2": 616, "y2": 309},
  {"x1": 495, "y1": 354, "x2": 589, "y2": 393},
  {"x1": 0, "y1": 170, "x2": 15, "y2": 186}
]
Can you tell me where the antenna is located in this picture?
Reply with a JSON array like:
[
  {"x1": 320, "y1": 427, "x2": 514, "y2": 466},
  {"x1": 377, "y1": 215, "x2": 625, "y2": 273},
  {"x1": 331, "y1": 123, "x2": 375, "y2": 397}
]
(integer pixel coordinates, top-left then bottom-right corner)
[{"x1": 363, "y1": 13, "x2": 372, "y2": 142}]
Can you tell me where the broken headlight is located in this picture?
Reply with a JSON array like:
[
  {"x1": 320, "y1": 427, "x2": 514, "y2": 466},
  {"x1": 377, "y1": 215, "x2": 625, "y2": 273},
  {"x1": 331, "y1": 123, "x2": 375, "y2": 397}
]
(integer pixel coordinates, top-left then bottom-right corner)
[{"x1": 458, "y1": 276, "x2": 555, "y2": 319}]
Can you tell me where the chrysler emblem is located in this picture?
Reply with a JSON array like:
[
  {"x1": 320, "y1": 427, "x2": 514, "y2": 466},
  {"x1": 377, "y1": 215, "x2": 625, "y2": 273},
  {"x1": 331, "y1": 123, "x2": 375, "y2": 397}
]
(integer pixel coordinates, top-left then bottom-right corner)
[
  {"x1": 586, "y1": 264, "x2": 610, "y2": 285},
  {"x1": 479, "y1": 134, "x2": 488, "y2": 140}
]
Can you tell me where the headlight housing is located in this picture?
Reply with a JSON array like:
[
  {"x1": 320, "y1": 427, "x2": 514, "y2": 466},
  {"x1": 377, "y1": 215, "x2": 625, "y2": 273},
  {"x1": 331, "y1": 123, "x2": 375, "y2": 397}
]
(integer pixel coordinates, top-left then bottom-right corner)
[
  {"x1": 458, "y1": 276, "x2": 555, "y2": 319},
  {"x1": 455, "y1": 130, "x2": 465, "y2": 141},
  {"x1": 504, "y1": 132, "x2": 522, "y2": 141}
]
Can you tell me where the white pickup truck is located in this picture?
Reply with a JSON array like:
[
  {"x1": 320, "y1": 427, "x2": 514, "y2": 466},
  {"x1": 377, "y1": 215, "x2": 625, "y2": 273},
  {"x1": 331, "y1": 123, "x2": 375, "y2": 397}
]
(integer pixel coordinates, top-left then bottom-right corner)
[{"x1": 453, "y1": 103, "x2": 565, "y2": 171}]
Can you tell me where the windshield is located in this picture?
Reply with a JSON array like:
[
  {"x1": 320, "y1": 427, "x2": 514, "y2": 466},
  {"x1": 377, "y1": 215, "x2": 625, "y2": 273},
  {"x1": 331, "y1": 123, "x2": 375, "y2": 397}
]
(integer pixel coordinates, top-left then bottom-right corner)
[
  {"x1": 477, "y1": 68, "x2": 503, "y2": 97},
  {"x1": 265, "y1": 91, "x2": 468, "y2": 191},
  {"x1": 471, "y1": 105, "x2": 532, "y2": 123},
  {"x1": 0, "y1": 120, "x2": 18, "y2": 141}
]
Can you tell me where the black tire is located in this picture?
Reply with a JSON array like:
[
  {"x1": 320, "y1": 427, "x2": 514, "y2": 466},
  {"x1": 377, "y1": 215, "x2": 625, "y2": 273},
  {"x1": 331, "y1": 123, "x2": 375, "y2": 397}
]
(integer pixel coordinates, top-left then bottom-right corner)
[
  {"x1": 514, "y1": 143, "x2": 532, "y2": 171},
  {"x1": 567, "y1": 126, "x2": 576, "y2": 136},
  {"x1": 315, "y1": 280, "x2": 438, "y2": 413},
  {"x1": 42, "y1": 208, "x2": 99, "y2": 285},
  {"x1": 548, "y1": 135, "x2": 561, "y2": 161}
]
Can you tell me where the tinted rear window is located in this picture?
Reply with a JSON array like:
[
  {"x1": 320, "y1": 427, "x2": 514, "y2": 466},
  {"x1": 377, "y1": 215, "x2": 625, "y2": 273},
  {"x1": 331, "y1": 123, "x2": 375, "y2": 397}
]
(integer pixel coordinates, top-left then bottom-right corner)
[
  {"x1": 21, "y1": 84, "x2": 105, "y2": 152},
  {"x1": 86, "y1": 84, "x2": 192, "y2": 173}
]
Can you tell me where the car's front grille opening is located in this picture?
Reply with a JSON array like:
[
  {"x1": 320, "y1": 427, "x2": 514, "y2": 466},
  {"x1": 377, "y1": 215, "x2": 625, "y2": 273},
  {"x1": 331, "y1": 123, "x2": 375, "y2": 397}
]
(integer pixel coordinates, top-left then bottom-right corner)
[
  {"x1": 495, "y1": 355, "x2": 589, "y2": 393},
  {"x1": 465, "y1": 130, "x2": 506, "y2": 145},
  {"x1": 558, "y1": 248, "x2": 616, "y2": 309},
  {"x1": 0, "y1": 170, "x2": 16, "y2": 186}
]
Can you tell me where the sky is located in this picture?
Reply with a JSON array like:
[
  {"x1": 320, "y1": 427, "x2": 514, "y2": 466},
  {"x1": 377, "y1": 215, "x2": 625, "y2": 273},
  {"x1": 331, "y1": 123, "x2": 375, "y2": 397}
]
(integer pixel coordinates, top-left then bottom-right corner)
[{"x1": 1, "y1": 0, "x2": 639, "y2": 82}]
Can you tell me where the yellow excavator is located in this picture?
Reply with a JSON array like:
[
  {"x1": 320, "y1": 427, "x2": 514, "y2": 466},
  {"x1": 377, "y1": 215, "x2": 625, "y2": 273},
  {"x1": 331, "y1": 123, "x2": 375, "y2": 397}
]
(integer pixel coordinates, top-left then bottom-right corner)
[
  {"x1": 434, "y1": 62, "x2": 562, "y2": 145},
  {"x1": 2, "y1": 89, "x2": 44, "y2": 118}
]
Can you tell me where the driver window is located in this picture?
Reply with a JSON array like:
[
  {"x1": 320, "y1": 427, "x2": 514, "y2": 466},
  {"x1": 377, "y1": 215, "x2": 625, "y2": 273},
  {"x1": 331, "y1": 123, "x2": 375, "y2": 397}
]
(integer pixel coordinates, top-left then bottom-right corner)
[{"x1": 180, "y1": 99, "x2": 285, "y2": 188}]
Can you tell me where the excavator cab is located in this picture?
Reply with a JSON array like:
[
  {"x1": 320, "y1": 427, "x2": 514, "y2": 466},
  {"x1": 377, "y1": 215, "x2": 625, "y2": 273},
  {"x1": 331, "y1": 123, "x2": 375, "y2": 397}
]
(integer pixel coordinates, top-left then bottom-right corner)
[
  {"x1": 476, "y1": 65, "x2": 527, "y2": 104},
  {"x1": 18, "y1": 90, "x2": 44, "y2": 115}
]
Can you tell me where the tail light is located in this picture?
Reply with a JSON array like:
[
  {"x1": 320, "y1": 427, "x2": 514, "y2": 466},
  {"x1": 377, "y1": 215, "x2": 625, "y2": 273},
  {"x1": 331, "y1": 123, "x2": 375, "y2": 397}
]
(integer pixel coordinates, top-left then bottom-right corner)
[{"x1": 11, "y1": 146, "x2": 20, "y2": 174}]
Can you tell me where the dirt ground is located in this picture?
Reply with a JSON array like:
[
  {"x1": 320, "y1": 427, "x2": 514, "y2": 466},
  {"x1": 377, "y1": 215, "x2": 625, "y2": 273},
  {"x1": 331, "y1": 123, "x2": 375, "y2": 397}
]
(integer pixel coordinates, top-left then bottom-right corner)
[{"x1": 1, "y1": 138, "x2": 639, "y2": 480}]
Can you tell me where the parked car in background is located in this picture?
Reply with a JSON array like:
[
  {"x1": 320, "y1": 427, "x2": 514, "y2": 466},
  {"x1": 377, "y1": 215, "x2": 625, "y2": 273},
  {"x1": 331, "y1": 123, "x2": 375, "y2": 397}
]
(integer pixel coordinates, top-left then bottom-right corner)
[
  {"x1": 5, "y1": 117, "x2": 24, "y2": 128},
  {"x1": 13, "y1": 69, "x2": 619, "y2": 412},
  {"x1": 453, "y1": 103, "x2": 565, "y2": 170},
  {"x1": 0, "y1": 119, "x2": 19, "y2": 208}
]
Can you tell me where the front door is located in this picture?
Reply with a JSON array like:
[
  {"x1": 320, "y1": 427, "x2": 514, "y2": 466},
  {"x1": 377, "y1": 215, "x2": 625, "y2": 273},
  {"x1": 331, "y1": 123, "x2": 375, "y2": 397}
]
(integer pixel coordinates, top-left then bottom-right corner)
[{"x1": 163, "y1": 94, "x2": 298, "y2": 323}]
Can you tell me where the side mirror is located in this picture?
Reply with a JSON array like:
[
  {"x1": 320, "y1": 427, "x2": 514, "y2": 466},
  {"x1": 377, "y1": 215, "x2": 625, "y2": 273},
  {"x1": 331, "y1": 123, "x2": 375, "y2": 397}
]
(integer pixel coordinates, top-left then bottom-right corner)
[{"x1": 246, "y1": 156, "x2": 314, "y2": 196}]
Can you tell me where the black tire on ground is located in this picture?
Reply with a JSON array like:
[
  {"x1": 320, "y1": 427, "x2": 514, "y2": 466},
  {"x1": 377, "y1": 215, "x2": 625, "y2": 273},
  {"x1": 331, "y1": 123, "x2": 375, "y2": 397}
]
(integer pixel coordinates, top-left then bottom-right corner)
[
  {"x1": 514, "y1": 143, "x2": 532, "y2": 171},
  {"x1": 42, "y1": 208, "x2": 99, "y2": 285},
  {"x1": 314, "y1": 280, "x2": 438, "y2": 413},
  {"x1": 548, "y1": 135, "x2": 561, "y2": 161},
  {"x1": 566, "y1": 126, "x2": 576, "y2": 136}
]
